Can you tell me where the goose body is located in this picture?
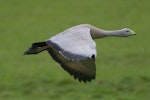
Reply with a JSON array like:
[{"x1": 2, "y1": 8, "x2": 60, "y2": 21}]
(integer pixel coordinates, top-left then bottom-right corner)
[{"x1": 24, "y1": 24, "x2": 135, "y2": 82}]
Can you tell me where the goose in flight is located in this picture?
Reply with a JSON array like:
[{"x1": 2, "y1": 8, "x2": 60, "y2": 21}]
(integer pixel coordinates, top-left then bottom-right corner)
[{"x1": 24, "y1": 24, "x2": 136, "y2": 82}]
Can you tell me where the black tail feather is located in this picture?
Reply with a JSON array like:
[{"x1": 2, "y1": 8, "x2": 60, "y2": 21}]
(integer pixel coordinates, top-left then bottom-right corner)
[{"x1": 24, "y1": 42, "x2": 48, "y2": 55}]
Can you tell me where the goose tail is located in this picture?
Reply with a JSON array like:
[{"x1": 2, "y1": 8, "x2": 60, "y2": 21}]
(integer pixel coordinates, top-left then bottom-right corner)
[{"x1": 24, "y1": 42, "x2": 49, "y2": 55}]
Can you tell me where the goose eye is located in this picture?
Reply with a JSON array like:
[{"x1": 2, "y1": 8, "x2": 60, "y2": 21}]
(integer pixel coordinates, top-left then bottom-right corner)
[{"x1": 126, "y1": 30, "x2": 130, "y2": 32}]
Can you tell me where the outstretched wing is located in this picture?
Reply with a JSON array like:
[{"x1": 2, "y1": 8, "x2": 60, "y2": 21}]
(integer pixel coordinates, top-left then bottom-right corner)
[
  {"x1": 46, "y1": 26, "x2": 97, "y2": 82},
  {"x1": 47, "y1": 46, "x2": 96, "y2": 82},
  {"x1": 46, "y1": 26, "x2": 96, "y2": 60}
]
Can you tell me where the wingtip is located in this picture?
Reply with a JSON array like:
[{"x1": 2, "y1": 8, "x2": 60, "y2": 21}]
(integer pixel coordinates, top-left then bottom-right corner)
[{"x1": 74, "y1": 76, "x2": 95, "y2": 83}]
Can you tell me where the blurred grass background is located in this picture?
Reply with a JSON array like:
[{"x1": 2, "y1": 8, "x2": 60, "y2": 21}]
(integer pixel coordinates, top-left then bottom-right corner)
[{"x1": 0, "y1": 0, "x2": 150, "y2": 99}]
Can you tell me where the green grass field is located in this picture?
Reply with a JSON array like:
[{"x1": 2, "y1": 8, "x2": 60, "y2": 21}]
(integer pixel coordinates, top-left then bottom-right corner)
[{"x1": 0, "y1": 0, "x2": 150, "y2": 99}]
